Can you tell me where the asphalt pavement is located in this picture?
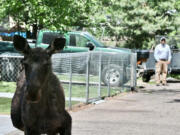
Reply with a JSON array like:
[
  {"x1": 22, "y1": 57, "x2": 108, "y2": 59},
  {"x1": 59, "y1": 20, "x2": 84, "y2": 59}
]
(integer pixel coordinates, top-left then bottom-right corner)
[{"x1": 2, "y1": 81, "x2": 180, "y2": 135}]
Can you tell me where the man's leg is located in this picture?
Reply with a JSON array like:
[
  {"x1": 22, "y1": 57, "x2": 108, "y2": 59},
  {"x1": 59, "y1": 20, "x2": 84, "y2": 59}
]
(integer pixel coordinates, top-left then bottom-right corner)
[
  {"x1": 162, "y1": 61, "x2": 168, "y2": 85},
  {"x1": 155, "y1": 61, "x2": 162, "y2": 85}
]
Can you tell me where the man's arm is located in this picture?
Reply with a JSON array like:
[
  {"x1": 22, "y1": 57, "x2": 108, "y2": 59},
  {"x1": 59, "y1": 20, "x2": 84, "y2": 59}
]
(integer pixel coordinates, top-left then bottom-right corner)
[
  {"x1": 154, "y1": 45, "x2": 159, "y2": 62},
  {"x1": 167, "y1": 46, "x2": 172, "y2": 64}
]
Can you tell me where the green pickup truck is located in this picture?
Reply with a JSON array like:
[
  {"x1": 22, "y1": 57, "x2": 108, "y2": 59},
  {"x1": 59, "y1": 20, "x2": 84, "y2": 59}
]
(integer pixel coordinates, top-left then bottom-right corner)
[
  {"x1": 29, "y1": 30, "x2": 131, "y2": 53},
  {"x1": 0, "y1": 30, "x2": 132, "y2": 86}
]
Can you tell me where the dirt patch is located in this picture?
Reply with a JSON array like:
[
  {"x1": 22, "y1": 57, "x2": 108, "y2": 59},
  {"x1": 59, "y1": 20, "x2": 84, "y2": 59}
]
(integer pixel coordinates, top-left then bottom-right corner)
[
  {"x1": 68, "y1": 92, "x2": 131, "y2": 113},
  {"x1": 68, "y1": 103, "x2": 95, "y2": 112}
]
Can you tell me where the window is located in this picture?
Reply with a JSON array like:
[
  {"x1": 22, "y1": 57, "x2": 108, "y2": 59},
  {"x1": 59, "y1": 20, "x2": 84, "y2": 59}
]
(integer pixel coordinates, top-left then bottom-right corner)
[
  {"x1": 70, "y1": 34, "x2": 89, "y2": 47},
  {"x1": 70, "y1": 34, "x2": 76, "y2": 46},
  {"x1": 42, "y1": 32, "x2": 62, "y2": 44}
]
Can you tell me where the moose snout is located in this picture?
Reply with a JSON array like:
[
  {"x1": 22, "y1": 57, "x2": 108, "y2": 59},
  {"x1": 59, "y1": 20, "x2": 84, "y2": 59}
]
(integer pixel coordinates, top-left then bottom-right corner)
[
  {"x1": 26, "y1": 89, "x2": 42, "y2": 103},
  {"x1": 25, "y1": 82, "x2": 42, "y2": 103},
  {"x1": 25, "y1": 68, "x2": 46, "y2": 103}
]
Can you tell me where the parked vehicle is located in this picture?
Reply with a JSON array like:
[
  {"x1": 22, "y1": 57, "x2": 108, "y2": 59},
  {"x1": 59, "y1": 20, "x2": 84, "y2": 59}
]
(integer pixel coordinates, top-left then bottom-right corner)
[{"x1": 0, "y1": 30, "x2": 132, "y2": 86}]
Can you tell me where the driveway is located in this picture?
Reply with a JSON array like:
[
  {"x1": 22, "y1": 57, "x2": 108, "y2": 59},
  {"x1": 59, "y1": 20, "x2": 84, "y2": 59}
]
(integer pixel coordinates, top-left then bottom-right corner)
[{"x1": 3, "y1": 79, "x2": 180, "y2": 135}]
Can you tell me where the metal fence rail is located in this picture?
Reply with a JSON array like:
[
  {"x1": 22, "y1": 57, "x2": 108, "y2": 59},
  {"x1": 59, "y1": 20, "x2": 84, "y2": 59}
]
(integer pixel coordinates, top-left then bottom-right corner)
[{"x1": 0, "y1": 51, "x2": 137, "y2": 109}]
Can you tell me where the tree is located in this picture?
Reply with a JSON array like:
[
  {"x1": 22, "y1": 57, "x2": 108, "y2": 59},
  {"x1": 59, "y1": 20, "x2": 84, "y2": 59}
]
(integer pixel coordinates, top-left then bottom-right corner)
[
  {"x1": 0, "y1": 0, "x2": 98, "y2": 38},
  {"x1": 98, "y1": 0, "x2": 180, "y2": 49}
]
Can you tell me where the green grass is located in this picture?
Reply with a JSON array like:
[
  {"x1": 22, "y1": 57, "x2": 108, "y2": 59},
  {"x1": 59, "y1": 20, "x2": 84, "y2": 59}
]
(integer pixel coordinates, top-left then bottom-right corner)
[
  {"x1": 57, "y1": 74, "x2": 99, "y2": 82},
  {"x1": 61, "y1": 83, "x2": 120, "y2": 99},
  {"x1": 0, "y1": 78, "x2": 124, "y2": 114},
  {"x1": 170, "y1": 74, "x2": 180, "y2": 80},
  {"x1": 0, "y1": 97, "x2": 11, "y2": 114},
  {"x1": 0, "y1": 97, "x2": 80, "y2": 115},
  {"x1": 56, "y1": 74, "x2": 122, "y2": 98},
  {"x1": 0, "y1": 81, "x2": 16, "y2": 93},
  {"x1": 0, "y1": 81, "x2": 120, "y2": 99},
  {"x1": 148, "y1": 80, "x2": 156, "y2": 85}
]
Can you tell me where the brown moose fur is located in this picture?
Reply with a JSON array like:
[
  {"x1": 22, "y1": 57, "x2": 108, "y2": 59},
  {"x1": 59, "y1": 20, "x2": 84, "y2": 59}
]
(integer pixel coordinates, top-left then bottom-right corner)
[{"x1": 11, "y1": 35, "x2": 72, "y2": 135}]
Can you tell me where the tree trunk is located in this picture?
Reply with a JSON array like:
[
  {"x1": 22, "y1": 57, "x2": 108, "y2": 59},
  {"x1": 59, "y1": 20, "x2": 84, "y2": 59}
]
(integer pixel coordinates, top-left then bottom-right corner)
[{"x1": 32, "y1": 24, "x2": 38, "y2": 39}]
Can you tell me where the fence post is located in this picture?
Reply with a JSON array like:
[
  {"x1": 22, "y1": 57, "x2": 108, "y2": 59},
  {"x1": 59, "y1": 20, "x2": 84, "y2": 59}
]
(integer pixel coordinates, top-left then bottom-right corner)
[
  {"x1": 68, "y1": 56, "x2": 72, "y2": 110},
  {"x1": 130, "y1": 53, "x2": 137, "y2": 89},
  {"x1": 121, "y1": 62, "x2": 125, "y2": 92},
  {"x1": 134, "y1": 53, "x2": 137, "y2": 88},
  {"x1": 86, "y1": 52, "x2": 90, "y2": 104},
  {"x1": 107, "y1": 55, "x2": 111, "y2": 97},
  {"x1": 98, "y1": 52, "x2": 102, "y2": 98}
]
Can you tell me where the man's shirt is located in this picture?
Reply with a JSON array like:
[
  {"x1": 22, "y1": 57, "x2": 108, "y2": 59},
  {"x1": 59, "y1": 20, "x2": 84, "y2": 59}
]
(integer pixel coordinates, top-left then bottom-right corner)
[{"x1": 154, "y1": 44, "x2": 171, "y2": 61}]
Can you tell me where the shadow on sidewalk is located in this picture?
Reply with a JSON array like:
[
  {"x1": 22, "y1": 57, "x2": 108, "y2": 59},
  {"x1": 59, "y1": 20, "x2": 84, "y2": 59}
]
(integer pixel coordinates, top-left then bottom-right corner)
[
  {"x1": 167, "y1": 80, "x2": 180, "y2": 83},
  {"x1": 141, "y1": 89, "x2": 180, "y2": 94},
  {"x1": 167, "y1": 99, "x2": 180, "y2": 103}
]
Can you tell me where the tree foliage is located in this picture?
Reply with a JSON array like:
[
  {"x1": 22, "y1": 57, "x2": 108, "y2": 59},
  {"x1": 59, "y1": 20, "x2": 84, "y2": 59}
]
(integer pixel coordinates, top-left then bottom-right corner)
[
  {"x1": 0, "y1": 0, "x2": 98, "y2": 37},
  {"x1": 0, "y1": 0, "x2": 180, "y2": 48},
  {"x1": 98, "y1": 0, "x2": 180, "y2": 48}
]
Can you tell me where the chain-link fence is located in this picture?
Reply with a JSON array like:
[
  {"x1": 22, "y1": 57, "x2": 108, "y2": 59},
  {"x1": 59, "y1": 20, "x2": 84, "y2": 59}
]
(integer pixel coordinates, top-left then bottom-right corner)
[
  {"x1": 0, "y1": 51, "x2": 137, "y2": 109},
  {"x1": 0, "y1": 55, "x2": 22, "y2": 82}
]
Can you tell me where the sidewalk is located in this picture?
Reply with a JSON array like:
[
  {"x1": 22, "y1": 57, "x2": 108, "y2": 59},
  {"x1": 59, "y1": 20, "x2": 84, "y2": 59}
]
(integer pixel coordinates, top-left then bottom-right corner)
[
  {"x1": 0, "y1": 92, "x2": 14, "y2": 98},
  {"x1": 0, "y1": 115, "x2": 16, "y2": 135}
]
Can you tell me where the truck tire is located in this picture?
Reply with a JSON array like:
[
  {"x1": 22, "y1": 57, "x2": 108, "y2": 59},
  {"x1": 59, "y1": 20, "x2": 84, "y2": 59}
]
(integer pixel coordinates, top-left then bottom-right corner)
[
  {"x1": 101, "y1": 64, "x2": 124, "y2": 87},
  {"x1": 142, "y1": 73, "x2": 151, "y2": 82}
]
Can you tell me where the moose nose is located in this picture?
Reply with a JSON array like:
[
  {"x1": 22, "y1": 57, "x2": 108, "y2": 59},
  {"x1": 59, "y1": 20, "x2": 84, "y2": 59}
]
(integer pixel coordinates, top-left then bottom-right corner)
[
  {"x1": 26, "y1": 87, "x2": 41, "y2": 103},
  {"x1": 26, "y1": 79, "x2": 42, "y2": 103}
]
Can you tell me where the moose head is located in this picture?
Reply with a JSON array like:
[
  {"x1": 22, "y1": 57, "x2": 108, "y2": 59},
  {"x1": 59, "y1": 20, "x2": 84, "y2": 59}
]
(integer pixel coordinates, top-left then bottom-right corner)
[{"x1": 13, "y1": 35, "x2": 66, "y2": 103}]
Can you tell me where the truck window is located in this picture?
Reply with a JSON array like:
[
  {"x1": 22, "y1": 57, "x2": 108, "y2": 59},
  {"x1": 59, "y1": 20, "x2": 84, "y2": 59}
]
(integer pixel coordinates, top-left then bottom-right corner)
[
  {"x1": 70, "y1": 34, "x2": 89, "y2": 47},
  {"x1": 42, "y1": 32, "x2": 62, "y2": 44},
  {"x1": 70, "y1": 34, "x2": 76, "y2": 46}
]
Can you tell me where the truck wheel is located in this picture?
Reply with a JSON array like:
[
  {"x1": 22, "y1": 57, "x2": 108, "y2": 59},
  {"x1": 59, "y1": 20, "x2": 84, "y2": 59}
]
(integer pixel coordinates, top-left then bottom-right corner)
[
  {"x1": 142, "y1": 73, "x2": 151, "y2": 82},
  {"x1": 102, "y1": 64, "x2": 124, "y2": 87}
]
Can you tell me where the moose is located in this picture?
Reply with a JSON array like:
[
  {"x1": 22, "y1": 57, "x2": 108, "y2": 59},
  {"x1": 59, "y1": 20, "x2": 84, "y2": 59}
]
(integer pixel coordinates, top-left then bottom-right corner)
[{"x1": 11, "y1": 35, "x2": 72, "y2": 135}]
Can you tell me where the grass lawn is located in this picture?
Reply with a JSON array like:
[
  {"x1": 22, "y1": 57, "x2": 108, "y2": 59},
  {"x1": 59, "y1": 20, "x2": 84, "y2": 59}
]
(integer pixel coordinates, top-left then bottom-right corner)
[
  {"x1": 51, "y1": 83, "x2": 120, "y2": 99},
  {"x1": 169, "y1": 74, "x2": 180, "y2": 80},
  {"x1": 0, "y1": 98, "x2": 11, "y2": 114},
  {"x1": 0, "y1": 77, "x2": 123, "y2": 115},
  {"x1": 0, "y1": 81, "x2": 16, "y2": 93},
  {"x1": 57, "y1": 74, "x2": 100, "y2": 83},
  {"x1": 0, "y1": 97, "x2": 80, "y2": 115},
  {"x1": 0, "y1": 81, "x2": 121, "y2": 98}
]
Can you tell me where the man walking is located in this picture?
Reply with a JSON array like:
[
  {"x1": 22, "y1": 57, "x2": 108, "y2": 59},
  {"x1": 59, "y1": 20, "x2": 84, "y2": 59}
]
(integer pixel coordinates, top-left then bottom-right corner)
[{"x1": 154, "y1": 37, "x2": 171, "y2": 86}]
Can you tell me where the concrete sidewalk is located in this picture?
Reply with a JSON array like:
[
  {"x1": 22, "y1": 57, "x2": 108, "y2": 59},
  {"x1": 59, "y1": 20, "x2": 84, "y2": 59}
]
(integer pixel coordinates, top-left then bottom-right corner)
[
  {"x1": 3, "y1": 82, "x2": 180, "y2": 135},
  {"x1": 0, "y1": 115, "x2": 16, "y2": 135},
  {"x1": 0, "y1": 92, "x2": 14, "y2": 98},
  {"x1": 72, "y1": 88, "x2": 180, "y2": 135}
]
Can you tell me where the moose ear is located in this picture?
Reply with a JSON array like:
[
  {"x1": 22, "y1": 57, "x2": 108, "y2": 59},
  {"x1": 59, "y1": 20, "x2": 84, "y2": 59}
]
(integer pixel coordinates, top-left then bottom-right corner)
[
  {"x1": 46, "y1": 37, "x2": 66, "y2": 55},
  {"x1": 13, "y1": 35, "x2": 30, "y2": 54}
]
